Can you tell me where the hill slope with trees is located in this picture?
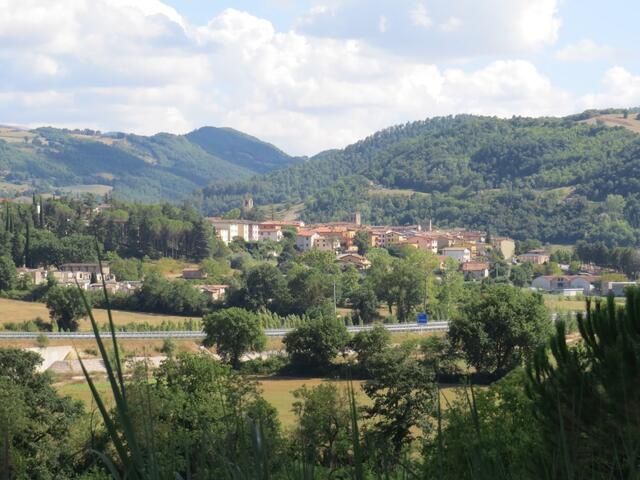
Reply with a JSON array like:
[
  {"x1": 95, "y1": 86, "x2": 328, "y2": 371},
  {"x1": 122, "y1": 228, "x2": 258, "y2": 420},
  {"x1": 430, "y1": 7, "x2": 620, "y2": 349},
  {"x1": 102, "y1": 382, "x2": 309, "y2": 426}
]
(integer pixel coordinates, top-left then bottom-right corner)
[
  {"x1": 0, "y1": 126, "x2": 300, "y2": 202},
  {"x1": 199, "y1": 112, "x2": 640, "y2": 246}
]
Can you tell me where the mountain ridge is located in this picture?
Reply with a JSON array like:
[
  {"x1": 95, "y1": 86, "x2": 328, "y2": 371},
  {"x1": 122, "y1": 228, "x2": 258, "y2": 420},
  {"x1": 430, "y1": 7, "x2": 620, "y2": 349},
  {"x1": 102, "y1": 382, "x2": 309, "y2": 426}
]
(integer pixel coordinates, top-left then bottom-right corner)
[{"x1": 0, "y1": 124, "x2": 300, "y2": 202}]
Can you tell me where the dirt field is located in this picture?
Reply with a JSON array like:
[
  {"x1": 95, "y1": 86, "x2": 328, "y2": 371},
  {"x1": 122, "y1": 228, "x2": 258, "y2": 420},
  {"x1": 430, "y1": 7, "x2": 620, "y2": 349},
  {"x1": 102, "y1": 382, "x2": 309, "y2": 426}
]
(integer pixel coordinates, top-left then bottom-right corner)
[{"x1": 0, "y1": 298, "x2": 197, "y2": 330}]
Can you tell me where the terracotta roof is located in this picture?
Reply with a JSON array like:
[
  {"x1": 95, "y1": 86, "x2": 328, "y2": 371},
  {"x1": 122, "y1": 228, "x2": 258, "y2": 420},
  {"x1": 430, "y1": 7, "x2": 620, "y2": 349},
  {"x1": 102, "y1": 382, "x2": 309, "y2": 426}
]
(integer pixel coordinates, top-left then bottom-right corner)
[{"x1": 462, "y1": 262, "x2": 489, "y2": 271}]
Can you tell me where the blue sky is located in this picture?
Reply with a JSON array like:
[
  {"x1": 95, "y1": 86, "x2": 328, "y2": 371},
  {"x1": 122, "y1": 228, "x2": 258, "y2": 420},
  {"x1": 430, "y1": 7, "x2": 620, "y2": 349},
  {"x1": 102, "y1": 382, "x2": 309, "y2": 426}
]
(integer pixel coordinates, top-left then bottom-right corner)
[{"x1": 1, "y1": 0, "x2": 639, "y2": 155}]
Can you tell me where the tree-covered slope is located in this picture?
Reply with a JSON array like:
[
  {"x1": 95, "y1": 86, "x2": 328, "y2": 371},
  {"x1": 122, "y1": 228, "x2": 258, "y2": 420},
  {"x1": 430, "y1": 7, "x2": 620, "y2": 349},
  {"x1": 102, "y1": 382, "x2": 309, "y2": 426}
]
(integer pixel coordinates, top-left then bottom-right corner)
[
  {"x1": 0, "y1": 126, "x2": 298, "y2": 202},
  {"x1": 199, "y1": 114, "x2": 640, "y2": 246},
  {"x1": 186, "y1": 127, "x2": 296, "y2": 173}
]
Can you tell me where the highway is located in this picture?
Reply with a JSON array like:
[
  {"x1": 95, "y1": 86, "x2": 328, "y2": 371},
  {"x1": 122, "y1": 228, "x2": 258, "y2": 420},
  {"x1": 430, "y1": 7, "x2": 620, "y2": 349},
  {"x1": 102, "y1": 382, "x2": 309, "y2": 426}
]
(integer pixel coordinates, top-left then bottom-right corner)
[{"x1": 0, "y1": 321, "x2": 450, "y2": 340}]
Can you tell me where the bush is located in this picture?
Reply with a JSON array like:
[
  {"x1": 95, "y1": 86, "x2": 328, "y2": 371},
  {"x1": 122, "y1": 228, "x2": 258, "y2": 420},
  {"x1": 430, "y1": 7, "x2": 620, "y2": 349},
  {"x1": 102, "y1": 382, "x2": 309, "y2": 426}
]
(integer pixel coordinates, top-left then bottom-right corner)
[
  {"x1": 159, "y1": 338, "x2": 177, "y2": 356},
  {"x1": 283, "y1": 317, "x2": 350, "y2": 372},
  {"x1": 36, "y1": 333, "x2": 49, "y2": 348}
]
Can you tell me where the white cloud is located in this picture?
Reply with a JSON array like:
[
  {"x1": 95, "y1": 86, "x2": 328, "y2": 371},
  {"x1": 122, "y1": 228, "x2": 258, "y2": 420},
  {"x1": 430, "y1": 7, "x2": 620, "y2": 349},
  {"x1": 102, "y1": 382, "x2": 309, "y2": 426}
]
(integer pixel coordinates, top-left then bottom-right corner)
[
  {"x1": 555, "y1": 39, "x2": 617, "y2": 62},
  {"x1": 378, "y1": 15, "x2": 387, "y2": 33},
  {"x1": 0, "y1": 0, "x2": 632, "y2": 157},
  {"x1": 409, "y1": 3, "x2": 433, "y2": 29},
  {"x1": 440, "y1": 16, "x2": 462, "y2": 32},
  {"x1": 579, "y1": 67, "x2": 640, "y2": 109},
  {"x1": 297, "y1": 0, "x2": 562, "y2": 59}
]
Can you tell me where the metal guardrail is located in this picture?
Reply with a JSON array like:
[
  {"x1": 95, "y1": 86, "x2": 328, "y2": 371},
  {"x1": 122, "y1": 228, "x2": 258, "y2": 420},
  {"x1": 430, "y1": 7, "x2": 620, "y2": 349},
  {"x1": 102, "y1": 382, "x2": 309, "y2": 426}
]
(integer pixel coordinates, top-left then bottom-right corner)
[{"x1": 0, "y1": 321, "x2": 450, "y2": 340}]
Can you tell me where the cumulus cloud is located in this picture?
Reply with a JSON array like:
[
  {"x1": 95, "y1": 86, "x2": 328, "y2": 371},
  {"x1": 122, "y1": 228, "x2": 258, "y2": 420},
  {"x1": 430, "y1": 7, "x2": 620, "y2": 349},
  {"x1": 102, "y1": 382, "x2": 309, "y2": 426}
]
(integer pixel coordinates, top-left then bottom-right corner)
[
  {"x1": 555, "y1": 39, "x2": 617, "y2": 62},
  {"x1": 579, "y1": 67, "x2": 640, "y2": 109},
  {"x1": 297, "y1": 0, "x2": 562, "y2": 59},
  {"x1": 0, "y1": 0, "x2": 632, "y2": 156}
]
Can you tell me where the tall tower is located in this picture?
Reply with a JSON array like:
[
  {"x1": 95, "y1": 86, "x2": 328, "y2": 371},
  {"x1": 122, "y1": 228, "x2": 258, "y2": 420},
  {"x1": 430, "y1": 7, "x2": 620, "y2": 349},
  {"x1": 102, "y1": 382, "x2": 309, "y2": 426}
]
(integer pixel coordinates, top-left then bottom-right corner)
[
  {"x1": 243, "y1": 196, "x2": 254, "y2": 212},
  {"x1": 354, "y1": 211, "x2": 362, "y2": 226}
]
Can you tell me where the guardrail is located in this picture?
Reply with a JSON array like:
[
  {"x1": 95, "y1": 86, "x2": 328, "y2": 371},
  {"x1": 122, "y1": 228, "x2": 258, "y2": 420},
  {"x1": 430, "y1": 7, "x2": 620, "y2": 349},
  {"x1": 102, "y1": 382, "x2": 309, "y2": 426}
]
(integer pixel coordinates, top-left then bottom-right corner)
[{"x1": 0, "y1": 321, "x2": 450, "y2": 340}]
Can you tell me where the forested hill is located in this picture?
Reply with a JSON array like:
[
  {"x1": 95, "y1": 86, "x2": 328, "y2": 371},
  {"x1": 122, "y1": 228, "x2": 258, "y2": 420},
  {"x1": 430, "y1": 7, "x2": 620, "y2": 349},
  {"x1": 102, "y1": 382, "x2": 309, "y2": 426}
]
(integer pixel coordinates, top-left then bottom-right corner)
[
  {"x1": 199, "y1": 112, "x2": 640, "y2": 246},
  {"x1": 0, "y1": 125, "x2": 300, "y2": 202}
]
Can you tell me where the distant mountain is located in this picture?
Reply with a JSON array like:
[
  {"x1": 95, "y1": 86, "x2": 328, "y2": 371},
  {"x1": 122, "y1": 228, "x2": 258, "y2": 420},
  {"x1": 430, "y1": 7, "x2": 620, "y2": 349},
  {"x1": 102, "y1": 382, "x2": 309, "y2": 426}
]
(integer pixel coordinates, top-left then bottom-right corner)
[
  {"x1": 0, "y1": 125, "x2": 299, "y2": 202},
  {"x1": 200, "y1": 110, "x2": 640, "y2": 246}
]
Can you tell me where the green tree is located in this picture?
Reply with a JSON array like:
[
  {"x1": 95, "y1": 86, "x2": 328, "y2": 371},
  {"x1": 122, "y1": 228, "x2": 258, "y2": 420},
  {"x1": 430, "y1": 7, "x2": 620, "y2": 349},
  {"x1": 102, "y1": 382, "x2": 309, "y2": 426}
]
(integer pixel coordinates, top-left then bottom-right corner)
[
  {"x1": 349, "y1": 324, "x2": 390, "y2": 372},
  {"x1": 292, "y1": 383, "x2": 352, "y2": 470},
  {"x1": 190, "y1": 218, "x2": 211, "y2": 261},
  {"x1": 242, "y1": 263, "x2": 289, "y2": 311},
  {"x1": 0, "y1": 349, "x2": 84, "y2": 479},
  {"x1": 283, "y1": 317, "x2": 349, "y2": 371},
  {"x1": 0, "y1": 254, "x2": 17, "y2": 291},
  {"x1": 364, "y1": 344, "x2": 436, "y2": 458},
  {"x1": 353, "y1": 230, "x2": 370, "y2": 255},
  {"x1": 527, "y1": 289, "x2": 640, "y2": 479},
  {"x1": 509, "y1": 262, "x2": 534, "y2": 287},
  {"x1": 350, "y1": 285, "x2": 379, "y2": 323},
  {"x1": 203, "y1": 307, "x2": 266, "y2": 368},
  {"x1": 449, "y1": 284, "x2": 551, "y2": 377},
  {"x1": 45, "y1": 286, "x2": 87, "y2": 331}
]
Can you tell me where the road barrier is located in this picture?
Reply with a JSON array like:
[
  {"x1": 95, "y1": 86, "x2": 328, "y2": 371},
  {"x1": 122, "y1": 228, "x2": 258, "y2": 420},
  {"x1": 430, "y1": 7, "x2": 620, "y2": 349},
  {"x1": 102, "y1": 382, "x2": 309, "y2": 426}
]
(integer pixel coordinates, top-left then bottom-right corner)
[{"x1": 0, "y1": 321, "x2": 450, "y2": 340}]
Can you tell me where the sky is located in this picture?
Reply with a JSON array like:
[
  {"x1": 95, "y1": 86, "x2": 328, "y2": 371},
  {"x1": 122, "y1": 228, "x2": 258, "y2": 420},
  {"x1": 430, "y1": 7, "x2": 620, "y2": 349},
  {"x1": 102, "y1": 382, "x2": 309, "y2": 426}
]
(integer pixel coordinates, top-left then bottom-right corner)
[{"x1": 1, "y1": 0, "x2": 639, "y2": 155}]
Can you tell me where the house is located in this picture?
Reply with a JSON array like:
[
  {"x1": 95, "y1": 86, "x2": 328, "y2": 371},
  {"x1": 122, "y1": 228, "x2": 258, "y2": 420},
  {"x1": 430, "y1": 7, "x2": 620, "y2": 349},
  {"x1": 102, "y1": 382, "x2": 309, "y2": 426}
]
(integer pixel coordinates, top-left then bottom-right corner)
[
  {"x1": 518, "y1": 250, "x2": 551, "y2": 265},
  {"x1": 336, "y1": 253, "x2": 372, "y2": 270},
  {"x1": 490, "y1": 237, "x2": 516, "y2": 260},
  {"x1": 315, "y1": 235, "x2": 341, "y2": 252},
  {"x1": 442, "y1": 247, "x2": 471, "y2": 263},
  {"x1": 17, "y1": 267, "x2": 48, "y2": 285},
  {"x1": 196, "y1": 284, "x2": 229, "y2": 301},
  {"x1": 296, "y1": 231, "x2": 320, "y2": 251},
  {"x1": 379, "y1": 231, "x2": 406, "y2": 248},
  {"x1": 207, "y1": 218, "x2": 260, "y2": 244},
  {"x1": 258, "y1": 225, "x2": 283, "y2": 242},
  {"x1": 461, "y1": 262, "x2": 489, "y2": 279},
  {"x1": 182, "y1": 268, "x2": 208, "y2": 280},
  {"x1": 404, "y1": 235, "x2": 438, "y2": 254},
  {"x1": 54, "y1": 263, "x2": 115, "y2": 284},
  {"x1": 531, "y1": 275, "x2": 595, "y2": 295},
  {"x1": 60, "y1": 263, "x2": 111, "y2": 276},
  {"x1": 602, "y1": 281, "x2": 638, "y2": 297}
]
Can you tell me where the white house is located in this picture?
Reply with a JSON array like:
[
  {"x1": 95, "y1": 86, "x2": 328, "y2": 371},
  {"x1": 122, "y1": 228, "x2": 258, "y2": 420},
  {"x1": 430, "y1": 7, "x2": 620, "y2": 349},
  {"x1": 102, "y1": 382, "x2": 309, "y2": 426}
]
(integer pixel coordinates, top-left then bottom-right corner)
[
  {"x1": 602, "y1": 281, "x2": 638, "y2": 297},
  {"x1": 207, "y1": 218, "x2": 260, "y2": 244},
  {"x1": 442, "y1": 247, "x2": 471, "y2": 263},
  {"x1": 531, "y1": 275, "x2": 595, "y2": 295}
]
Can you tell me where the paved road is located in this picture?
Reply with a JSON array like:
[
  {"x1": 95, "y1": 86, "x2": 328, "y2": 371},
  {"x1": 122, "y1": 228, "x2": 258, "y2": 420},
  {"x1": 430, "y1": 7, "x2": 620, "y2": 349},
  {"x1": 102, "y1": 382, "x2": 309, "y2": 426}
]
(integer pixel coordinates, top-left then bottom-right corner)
[{"x1": 0, "y1": 321, "x2": 450, "y2": 340}]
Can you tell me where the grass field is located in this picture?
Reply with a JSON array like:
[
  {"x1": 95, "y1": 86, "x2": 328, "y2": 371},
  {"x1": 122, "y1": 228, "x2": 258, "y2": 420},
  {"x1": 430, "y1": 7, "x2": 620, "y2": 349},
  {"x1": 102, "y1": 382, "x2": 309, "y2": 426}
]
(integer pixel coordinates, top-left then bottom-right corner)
[
  {"x1": 368, "y1": 187, "x2": 429, "y2": 198},
  {"x1": 56, "y1": 376, "x2": 461, "y2": 427},
  {"x1": 0, "y1": 298, "x2": 196, "y2": 331},
  {"x1": 544, "y1": 295, "x2": 625, "y2": 312},
  {"x1": 58, "y1": 184, "x2": 114, "y2": 195}
]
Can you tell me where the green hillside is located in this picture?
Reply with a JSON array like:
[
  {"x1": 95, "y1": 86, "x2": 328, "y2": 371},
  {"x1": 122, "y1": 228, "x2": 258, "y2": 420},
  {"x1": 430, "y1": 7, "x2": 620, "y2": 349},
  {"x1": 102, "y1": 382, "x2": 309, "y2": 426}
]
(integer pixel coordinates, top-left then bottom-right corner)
[
  {"x1": 200, "y1": 113, "x2": 640, "y2": 246},
  {"x1": 0, "y1": 126, "x2": 299, "y2": 202},
  {"x1": 186, "y1": 127, "x2": 294, "y2": 173}
]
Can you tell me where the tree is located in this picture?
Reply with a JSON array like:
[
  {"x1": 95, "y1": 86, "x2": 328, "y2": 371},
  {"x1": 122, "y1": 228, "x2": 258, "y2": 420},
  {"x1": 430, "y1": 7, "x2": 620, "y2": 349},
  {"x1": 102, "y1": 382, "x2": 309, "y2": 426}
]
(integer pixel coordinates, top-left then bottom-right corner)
[
  {"x1": 349, "y1": 324, "x2": 390, "y2": 372},
  {"x1": 0, "y1": 349, "x2": 84, "y2": 478},
  {"x1": 350, "y1": 285, "x2": 379, "y2": 323},
  {"x1": 527, "y1": 289, "x2": 640, "y2": 478},
  {"x1": 353, "y1": 230, "x2": 370, "y2": 255},
  {"x1": 283, "y1": 317, "x2": 349, "y2": 371},
  {"x1": 203, "y1": 308, "x2": 266, "y2": 368},
  {"x1": 509, "y1": 262, "x2": 534, "y2": 287},
  {"x1": 363, "y1": 345, "x2": 436, "y2": 458},
  {"x1": 448, "y1": 284, "x2": 551, "y2": 377},
  {"x1": 242, "y1": 263, "x2": 289, "y2": 311},
  {"x1": 45, "y1": 286, "x2": 87, "y2": 331},
  {"x1": 292, "y1": 383, "x2": 352, "y2": 469},
  {"x1": 0, "y1": 254, "x2": 17, "y2": 291},
  {"x1": 190, "y1": 218, "x2": 211, "y2": 261}
]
